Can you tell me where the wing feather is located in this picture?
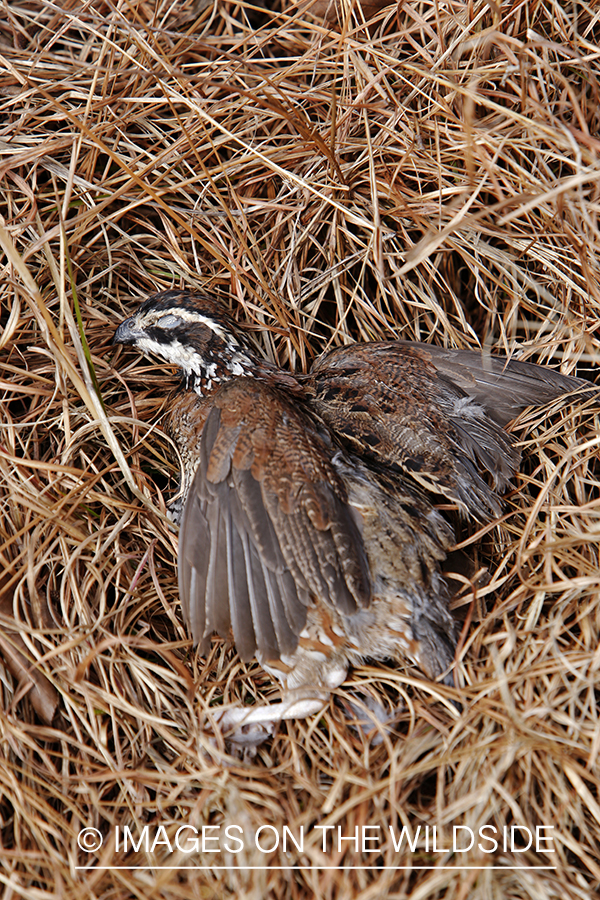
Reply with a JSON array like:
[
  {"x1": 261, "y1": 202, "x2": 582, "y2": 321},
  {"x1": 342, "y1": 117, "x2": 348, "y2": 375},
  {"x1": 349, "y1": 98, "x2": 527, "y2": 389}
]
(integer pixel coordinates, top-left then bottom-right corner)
[
  {"x1": 177, "y1": 378, "x2": 371, "y2": 664},
  {"x1": 308, "y1": 341, "x2": 591, "y2": 519}
]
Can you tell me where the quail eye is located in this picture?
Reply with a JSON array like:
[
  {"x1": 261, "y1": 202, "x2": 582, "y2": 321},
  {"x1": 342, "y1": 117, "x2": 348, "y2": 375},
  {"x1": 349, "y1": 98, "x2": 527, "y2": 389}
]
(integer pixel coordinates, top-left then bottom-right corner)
[{"x1": 157, "y1": 314, "x2": 182, "y2": 329}]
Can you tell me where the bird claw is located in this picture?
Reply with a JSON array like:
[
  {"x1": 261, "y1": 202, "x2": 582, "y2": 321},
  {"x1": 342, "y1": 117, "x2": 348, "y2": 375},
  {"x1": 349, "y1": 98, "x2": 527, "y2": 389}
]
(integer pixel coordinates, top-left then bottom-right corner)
[
  {"x1": 197, "y1": 708, "x2": 275, "y2": 764},
  {"x1": 201, "y1": 694, "x2": 329, "y2": 754},
  {"x1": 217, "y1": 709, "x2": 276, "y2": 747}
]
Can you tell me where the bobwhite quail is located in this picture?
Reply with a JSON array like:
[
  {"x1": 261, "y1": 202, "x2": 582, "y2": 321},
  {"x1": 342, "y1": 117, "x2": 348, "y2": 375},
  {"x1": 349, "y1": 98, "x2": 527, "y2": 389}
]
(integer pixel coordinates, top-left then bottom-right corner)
[{"x1": 113, "y1": 289, "x2": 590, "y2": 741}]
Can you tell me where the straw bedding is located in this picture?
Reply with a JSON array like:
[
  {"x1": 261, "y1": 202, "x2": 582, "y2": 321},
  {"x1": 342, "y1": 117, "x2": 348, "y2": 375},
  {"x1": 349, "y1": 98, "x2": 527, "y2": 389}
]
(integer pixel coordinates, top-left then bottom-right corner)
[{"x1": 1, "y1": 1, "x2": 600, "y2": 897}]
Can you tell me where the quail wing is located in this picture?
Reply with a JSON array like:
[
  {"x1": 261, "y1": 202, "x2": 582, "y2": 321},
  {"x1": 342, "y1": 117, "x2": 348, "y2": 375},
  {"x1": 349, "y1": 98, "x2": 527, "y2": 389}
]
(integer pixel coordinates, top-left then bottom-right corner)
[
  {"x1": 177, "y1": 377, "x2": 371, "y2": 665},
  {"x1": 309, "y1": 342, "x2": 590, "y2": 520}
]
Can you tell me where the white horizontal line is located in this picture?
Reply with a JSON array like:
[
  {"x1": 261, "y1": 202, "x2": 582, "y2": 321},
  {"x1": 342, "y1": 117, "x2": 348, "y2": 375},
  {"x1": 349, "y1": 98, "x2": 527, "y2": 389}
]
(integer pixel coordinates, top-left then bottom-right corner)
[{"x1": 75, "y1": 865, "x2": 557, "y2": 871}]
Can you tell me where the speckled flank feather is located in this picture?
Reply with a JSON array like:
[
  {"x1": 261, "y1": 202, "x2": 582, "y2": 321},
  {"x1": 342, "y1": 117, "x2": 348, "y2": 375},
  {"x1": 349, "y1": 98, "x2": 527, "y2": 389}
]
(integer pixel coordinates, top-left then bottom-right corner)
[{"x1": 309, "y1": 343, "x2": 520, "y2": 520}]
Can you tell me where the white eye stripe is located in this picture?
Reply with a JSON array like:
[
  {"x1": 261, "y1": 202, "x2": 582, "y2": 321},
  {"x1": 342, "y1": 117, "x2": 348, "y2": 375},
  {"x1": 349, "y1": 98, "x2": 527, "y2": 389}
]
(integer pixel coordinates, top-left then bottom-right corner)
[
  {"x1": 157, "y1": 314, "x2": 182, "y2": 329},
  {"x1": 146, "y1": 307, "x2": 230, "y2": 341}
]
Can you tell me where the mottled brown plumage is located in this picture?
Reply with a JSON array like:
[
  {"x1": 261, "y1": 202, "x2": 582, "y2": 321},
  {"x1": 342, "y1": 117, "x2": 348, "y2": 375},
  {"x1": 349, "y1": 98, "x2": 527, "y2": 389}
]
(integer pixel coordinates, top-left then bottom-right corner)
[
  {"x1": 174, "y1": 381, "x2": 371, "y2": 662},
  {"x1": 113, "y1": 289, "x2": 591, "y2": 741}
]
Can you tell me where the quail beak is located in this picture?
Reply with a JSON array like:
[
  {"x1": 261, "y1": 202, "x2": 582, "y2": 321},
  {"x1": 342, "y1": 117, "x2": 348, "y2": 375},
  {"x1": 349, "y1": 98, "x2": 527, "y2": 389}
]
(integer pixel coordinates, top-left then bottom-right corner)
[{"x1": 113, "y1": 317, "x2": 142, "y2": 346}]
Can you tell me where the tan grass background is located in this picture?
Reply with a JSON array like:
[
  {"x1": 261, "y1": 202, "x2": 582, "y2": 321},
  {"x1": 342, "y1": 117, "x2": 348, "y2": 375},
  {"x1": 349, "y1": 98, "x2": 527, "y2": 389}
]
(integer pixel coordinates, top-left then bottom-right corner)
[{"x1": 1, "y1": 0, "x2": 600, "y2": 897}]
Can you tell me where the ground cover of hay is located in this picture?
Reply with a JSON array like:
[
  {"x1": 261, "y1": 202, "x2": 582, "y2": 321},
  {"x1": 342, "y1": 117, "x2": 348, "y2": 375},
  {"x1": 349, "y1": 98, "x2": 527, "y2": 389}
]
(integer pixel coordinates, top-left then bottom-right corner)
[{"x1": 1, "y1": 1, "x2": 600, "y2": 898}]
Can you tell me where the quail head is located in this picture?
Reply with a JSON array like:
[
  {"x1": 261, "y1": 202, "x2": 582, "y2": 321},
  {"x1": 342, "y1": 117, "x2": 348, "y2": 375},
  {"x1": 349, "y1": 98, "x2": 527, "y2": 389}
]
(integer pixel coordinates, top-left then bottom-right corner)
[{"x1": 113, "y1": 289, "x2": 590, "y2": 741}]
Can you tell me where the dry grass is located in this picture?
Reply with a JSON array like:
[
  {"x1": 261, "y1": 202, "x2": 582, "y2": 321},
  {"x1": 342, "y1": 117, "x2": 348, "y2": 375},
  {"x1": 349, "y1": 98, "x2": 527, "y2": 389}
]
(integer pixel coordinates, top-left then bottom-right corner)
[{"x1": 1, "y1": 0, "x2": 600, "y2": 897}]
